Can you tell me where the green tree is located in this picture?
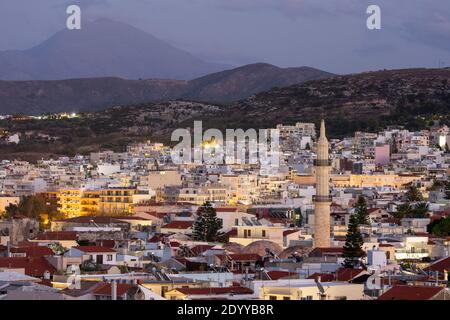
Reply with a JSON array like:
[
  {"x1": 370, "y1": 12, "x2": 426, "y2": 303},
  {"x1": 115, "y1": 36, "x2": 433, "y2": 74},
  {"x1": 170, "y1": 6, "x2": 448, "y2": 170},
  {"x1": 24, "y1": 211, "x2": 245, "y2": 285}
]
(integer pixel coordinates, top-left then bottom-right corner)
[
  {"x1": 354, "y1": 196, "x2": 369, "y2": 225},
  {"x1": 409, "y1": 202, "x2": 429, "y2": 218},
  {"x1": 342, "y1": 214, "x2": 365, "y2": 268},
  {"x1": 3, "y1": 195, "x2": 50, "y2": 228},
  {"x1": 293, "y1": 208, "x2": 303, "y2": 227},
  {"x1": 405, "y1": 185, "x2": 423, "y2": 202},
  {"x1": 394, "y1": 203, "x2": 412, "y2": 219},
  {"x1": 432, "y1": 216, "x2": 450, "y2": 237},
  {"x1": 192, "y1": 202, "x2": 224, "y2": 242}
]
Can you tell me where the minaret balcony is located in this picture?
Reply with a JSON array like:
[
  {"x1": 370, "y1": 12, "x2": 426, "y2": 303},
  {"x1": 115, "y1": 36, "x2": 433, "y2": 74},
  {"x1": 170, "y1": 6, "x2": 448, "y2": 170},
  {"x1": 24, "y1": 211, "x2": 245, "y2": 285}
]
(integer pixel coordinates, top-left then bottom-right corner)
[
  {"x1": 313, "y1": 159, "x2": 332, "y2": 167},
  {"x1": 313, "y1": 195, "x2": 332, "y2": 203}
]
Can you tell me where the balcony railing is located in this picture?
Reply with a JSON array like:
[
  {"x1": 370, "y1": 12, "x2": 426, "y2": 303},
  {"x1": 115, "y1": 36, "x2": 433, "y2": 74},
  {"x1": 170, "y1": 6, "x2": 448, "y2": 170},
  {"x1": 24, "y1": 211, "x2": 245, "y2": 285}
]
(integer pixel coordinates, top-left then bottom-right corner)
[
  {"x1": 313, "y1": 159, "x2": 332, "y2": 167},
  {"x1": 313, "y1": 195, "x2": 332, "y2": 203}
]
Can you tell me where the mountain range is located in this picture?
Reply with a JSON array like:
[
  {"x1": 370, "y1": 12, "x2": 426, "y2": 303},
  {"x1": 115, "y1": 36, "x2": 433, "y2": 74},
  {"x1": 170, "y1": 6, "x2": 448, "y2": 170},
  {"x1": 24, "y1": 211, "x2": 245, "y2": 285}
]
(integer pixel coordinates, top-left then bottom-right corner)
[
  {"x1": 1, "y1": 68, "x2": 449, "y2": 161},
  {"x1": 0, "y1": 63, "x2": 333, "y2": 115}
]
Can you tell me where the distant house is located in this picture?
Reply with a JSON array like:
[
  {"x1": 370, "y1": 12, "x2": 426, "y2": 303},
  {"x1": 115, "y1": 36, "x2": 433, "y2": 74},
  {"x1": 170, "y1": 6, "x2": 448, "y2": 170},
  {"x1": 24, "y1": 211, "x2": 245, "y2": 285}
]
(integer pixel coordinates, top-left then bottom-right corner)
[
  {"x1": 65, "y1": 246, "x2": 117, "y2": 265},
  {"x1": 29, "y1": 231, "x2": 79, "y2": 248}
]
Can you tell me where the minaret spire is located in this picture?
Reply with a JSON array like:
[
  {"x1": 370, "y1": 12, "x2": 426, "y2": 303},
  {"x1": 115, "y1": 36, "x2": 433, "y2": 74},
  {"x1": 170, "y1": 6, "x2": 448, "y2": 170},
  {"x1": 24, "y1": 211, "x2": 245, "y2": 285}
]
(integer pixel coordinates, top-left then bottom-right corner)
[
  {"x1": 314, "y1": 119, "x2": 331, "y2": 248},
  {"x1": 320, "y1": 119, "x2": 326, "y2": 138}
]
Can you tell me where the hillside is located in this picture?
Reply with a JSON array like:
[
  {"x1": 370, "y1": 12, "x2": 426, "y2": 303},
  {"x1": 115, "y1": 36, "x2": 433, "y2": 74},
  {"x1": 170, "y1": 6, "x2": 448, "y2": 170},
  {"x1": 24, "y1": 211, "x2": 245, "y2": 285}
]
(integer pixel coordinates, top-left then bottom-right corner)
[
  {"x1": 183, "y1": 63, "x2": 334, "y2": 102},
  {"x1": 222, "y1": 68, "x2": 450, "y2": 136},
  {"x1": 1, "y1": 68, "x2": 449, "y2": 161},
  {"x1": 0, "y1": 63, "x2": 333, "y2": 115}
]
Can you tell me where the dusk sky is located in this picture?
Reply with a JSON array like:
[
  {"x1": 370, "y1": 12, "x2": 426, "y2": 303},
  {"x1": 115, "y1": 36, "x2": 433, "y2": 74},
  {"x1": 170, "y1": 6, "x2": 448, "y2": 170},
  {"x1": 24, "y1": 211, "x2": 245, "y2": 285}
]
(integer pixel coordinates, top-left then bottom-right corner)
[{"x1": 1, "y1": 0, "x2": 449, "y2": 74}]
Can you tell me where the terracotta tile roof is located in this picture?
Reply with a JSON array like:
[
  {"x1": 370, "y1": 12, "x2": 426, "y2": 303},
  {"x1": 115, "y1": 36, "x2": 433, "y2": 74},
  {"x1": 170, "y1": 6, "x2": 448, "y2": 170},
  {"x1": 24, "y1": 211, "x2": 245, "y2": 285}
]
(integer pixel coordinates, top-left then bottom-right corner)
[
  {"x1": 266, "y1": 271, "x2": 293, "y2": 280},
  {"x1": 378, "y1": 285, "x2": 444, "y2": 300},
  {"x1": 95, "y1": 240, "x2": 116, "y2": 248},
  {"x1": 161, "y1": 221, "x2": 193, "y2": 229},
  {"x1": 35, "y1": 231, "x2": 78, "y2": 241},
  {"x1": 336, "y1": 268, "x2": 366, "y2": 282},
  {"x1": 10, "y1": 246, "x2": 54, "y2": 257},
  {"x1": 61, "y1": 281, "x2": 102, "y2": 297},
  {"x1": 148, "y1": 234, "x2": 165, "y2": 243},
  {"x1": 146, "y1": 212, "x2": 167, "y2": 219},
  {"x1": 307, "y1": 273, "x2": 335, "y2": 282},
  {"x1": 424, "y1": 256, "x2": 450, "y2": 273},
  {"x1": 0, "y1": 257, "x2": 56, "y2": 277},
  {"x1": 169, "y1": 241, "x2": 180, "y2": 247},
  {"x1": 175, "y1": 286, "x2": 253, "y2": 296},
  {"x1": 93, "y1": 283, "x2": 134, "y2": 296},
  {"x1": 190, "y1": 245, "x2": 215, "y2": 255},
  {"x1": 74, "y1": 246, "x2": 116, "y2": 253}
]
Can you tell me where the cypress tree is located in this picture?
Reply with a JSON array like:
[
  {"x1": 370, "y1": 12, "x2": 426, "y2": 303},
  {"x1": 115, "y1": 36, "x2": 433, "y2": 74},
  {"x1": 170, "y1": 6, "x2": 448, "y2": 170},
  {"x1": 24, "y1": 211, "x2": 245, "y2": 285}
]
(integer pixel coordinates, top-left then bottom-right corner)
[
  {"x1": 192, "y1": 202, "x2": 224, "y2": 242},
  {"x1": 342, "y1": 214, "x2": 365, "y2": 268},
  {"x1": 355, "y1": 195, "x2": 369, "y2": 225}
]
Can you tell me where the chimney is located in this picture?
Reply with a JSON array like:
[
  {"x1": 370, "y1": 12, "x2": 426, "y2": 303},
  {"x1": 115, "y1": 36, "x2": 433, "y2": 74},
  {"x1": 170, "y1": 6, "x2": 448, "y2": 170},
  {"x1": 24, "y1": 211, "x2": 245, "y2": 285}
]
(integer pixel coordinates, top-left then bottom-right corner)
[{"x1": 111, "y1": 281, "x2": 117, "y2": 301}]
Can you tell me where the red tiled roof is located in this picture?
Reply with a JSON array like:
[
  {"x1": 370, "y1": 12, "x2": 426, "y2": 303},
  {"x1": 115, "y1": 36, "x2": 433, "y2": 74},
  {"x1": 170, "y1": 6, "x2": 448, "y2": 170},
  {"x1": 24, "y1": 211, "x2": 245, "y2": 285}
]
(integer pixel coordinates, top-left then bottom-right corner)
[
  {"x1": 169, "y1": 241, "x2": 180, "y2": 247},
  {"x1": 378, "y1": 285, "x2": 444, "y2": 300},
  {"x1": 146, "y1": 212, "x2": 167, "y2": 219},
  {"x1": 95, "y1": 240, "x2": 116, "y2": 248},
  {"x1": 161, "y1": 221, "x2": 193, "y2": 229},
  {"x1": 336, "y1": 268, "x2": 366, "y2": 282},
  {"x1": 35, "y1": 231, "x2": 78, "y2": 241},
  {"x1": 424, "y1": 256, "x2": 450, "y2": 273},
  {"x1": 10, "y1": 246, "x2": 54, "y2": 257},
  {"x1": 93, "y1": 283, "x2": 134, "y2": 296},
  {"x1": 267, "y1": 271, "x2": 293, "y2": 280},
  {"x1": 190, "y1": 245, "x2": 215, "y2": 255},
  {"x1": 148, "y1": 234, "x2": 165, "y2": 243},
  {"x1": 0, "y1": 257, "x2": 56, "y2": 277},
  {"x1": 74, "y1": 246, "x2": 116, "y2": 253},
  {"x1": 175, "y1": 286, "x2": 253, "y2": 295},
  {"x1": 307, "y1": 273, "x2": 335, "y2": 282}
]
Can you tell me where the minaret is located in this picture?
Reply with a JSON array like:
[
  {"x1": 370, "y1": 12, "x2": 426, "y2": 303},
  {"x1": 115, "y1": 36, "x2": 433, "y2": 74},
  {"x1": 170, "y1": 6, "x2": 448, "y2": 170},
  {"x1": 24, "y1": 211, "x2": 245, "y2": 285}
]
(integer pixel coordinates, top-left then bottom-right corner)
[{"x1": 314, "y1": 120, "x2": 331, "y2": 248}]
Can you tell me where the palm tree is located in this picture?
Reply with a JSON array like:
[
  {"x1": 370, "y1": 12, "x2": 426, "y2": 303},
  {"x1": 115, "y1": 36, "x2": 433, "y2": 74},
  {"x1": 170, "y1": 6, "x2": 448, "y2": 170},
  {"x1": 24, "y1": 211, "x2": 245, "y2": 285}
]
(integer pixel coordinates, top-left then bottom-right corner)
[{"x1": 405, "y1": 185, "x2": 423, "y2": 202}]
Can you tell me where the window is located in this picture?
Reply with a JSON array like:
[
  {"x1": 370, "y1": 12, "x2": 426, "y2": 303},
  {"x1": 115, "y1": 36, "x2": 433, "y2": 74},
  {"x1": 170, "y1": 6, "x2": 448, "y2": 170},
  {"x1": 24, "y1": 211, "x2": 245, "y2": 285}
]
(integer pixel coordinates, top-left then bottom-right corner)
[
  {"x1": 269, "y1": 296, "x2": 277, "y2": 300},
  {"x1": 283, "y1": 296, "x2": 290, "y2": 300},
  {"x1": 107, "y1": 254, "x2": 113, "y2": 261},
  {"x1": 262, "y1": 230, "x2": 266, "y2": 238},
  {"x1": 235, "y1": 218, "x2": 239, "y2": 226}
]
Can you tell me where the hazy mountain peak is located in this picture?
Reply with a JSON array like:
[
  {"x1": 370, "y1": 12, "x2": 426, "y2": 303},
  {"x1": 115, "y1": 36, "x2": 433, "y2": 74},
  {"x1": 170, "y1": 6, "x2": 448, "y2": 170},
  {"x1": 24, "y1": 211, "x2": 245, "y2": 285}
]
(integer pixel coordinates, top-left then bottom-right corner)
[{"x1": 0, "y1": 19, "x2": 228, "y2": 81}]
